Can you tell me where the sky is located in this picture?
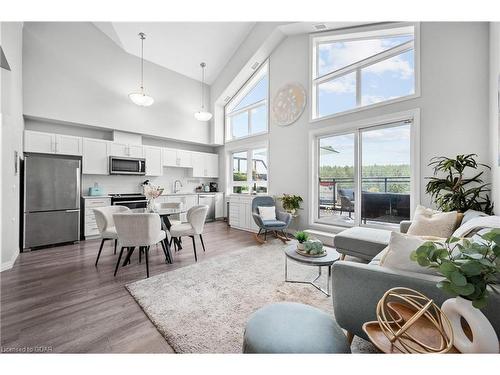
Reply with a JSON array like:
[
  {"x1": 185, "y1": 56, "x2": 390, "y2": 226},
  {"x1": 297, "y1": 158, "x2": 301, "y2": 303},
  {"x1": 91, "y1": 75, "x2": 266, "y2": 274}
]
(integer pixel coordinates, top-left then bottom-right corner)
[
  {"x1": 317, "y1": 34, "x2": 415, "y2": 116},
  {"x1": 320, "y1": 124, "x2": 411, "y2": 167}
]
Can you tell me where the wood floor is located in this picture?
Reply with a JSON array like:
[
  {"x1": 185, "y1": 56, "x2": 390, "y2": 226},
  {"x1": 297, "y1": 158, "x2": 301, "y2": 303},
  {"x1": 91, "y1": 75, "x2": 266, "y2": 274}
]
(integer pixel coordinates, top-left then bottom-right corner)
[{"x1": 0, "y1": 221, "x2": 256, "y2": 353}]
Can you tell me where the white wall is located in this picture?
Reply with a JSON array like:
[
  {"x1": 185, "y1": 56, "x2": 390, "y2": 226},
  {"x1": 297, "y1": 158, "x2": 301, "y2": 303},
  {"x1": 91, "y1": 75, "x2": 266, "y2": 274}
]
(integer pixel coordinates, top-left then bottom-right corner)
[
  {"x1": 23, "y1": 22, "x2": 211, "y2": 145},
  {"x1": 1, "y1": 22, "x2": 24, "y2": 271},
  {"x1": 489, "y1": 22, "x2": 500, "y2": 214},
  {"x1": 215, "y1": 22, "x2": 492, "y2": 230}
]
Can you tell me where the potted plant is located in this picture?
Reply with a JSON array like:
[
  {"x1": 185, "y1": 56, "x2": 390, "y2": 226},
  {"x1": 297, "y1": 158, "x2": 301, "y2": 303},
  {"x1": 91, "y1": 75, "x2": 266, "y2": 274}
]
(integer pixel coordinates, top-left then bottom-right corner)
[
  {"x1": 278, "y1": 194, "x2": 303, "y2": 216},
  {"x1": 425, "y1": 154, "x2": 493, "y2": 214},
  {"x1": 410, "y1": 229, "x2": 500, "y2": 353},
  {"x1": 295, "y1": 231, "x2": 309, "y2": 250}
]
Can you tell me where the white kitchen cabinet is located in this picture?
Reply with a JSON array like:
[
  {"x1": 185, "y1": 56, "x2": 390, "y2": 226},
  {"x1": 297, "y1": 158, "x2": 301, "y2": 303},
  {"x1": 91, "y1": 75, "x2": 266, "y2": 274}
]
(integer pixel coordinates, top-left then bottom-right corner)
[
  {"x1": 82, "y1": 138, "x2": 110, "y2": 175},
  {"x1": 215, "y1": 192, "x2": 224, "y2": 219},
  {"x1": 192, "y1": 152, "x2": 219, "y2": 178},
  {"x1": 144, "y1": 146, "x2": 163, "y2": 176},
  {"x1": 162, "y1": 148, "x2": 192, "y2": 168},
  {"x1": 83, "y1": 196, "x2": 111, "y2": 238},
  {"x1": 229, "y1": 195, "x2": 260, "y2": 232},
  {"x1": 109, "y1": 142, "x2": 143, "y2": 158},
  {"x1": 24, "y1": 130, "x2": 82, "y2": 156},
  {"x1": 55, "y1": 134, "x2": 82, "y2": 156}
]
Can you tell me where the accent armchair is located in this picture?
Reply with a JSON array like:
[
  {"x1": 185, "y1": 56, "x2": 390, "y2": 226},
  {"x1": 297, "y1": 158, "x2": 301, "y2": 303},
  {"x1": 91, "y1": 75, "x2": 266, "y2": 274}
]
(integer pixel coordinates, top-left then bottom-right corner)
[{"x1": 251, "y1": 196, "x2": 292, "y2": 243}]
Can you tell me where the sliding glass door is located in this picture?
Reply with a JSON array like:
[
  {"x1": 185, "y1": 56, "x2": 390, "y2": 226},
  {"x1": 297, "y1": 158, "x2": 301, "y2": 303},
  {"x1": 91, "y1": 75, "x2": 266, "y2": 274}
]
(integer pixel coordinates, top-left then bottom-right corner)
[{"x1": 315, "y1": 119, "x2": 413, "y2": 228}]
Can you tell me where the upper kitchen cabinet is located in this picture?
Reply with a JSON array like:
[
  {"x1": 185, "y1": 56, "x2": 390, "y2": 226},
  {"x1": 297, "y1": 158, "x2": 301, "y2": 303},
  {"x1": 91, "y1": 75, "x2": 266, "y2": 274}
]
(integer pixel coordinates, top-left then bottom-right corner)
[
  {"x1": 144, "y1": 146, "x2": 163, "y2": 176},
  {"x1": 162, "y1": 148, "x2": 192, "y2": 168},
  {"x1": 108, "y1": 142, "x2": 143, "y2": 158},
  {"x1": 192, "y1": 152, "x2": 219, "y2": 178},
  {"x1": 82, "y1": 138, "x2": 109, "y2": 175},
  {"x1": 24, "y1": 130, "x2": 82, "y2": 156}
]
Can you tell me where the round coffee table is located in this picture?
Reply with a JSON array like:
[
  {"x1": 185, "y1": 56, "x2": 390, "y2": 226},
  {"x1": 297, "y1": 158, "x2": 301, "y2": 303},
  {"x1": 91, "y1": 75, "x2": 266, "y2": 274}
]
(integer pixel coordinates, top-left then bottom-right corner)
[{"x1": 284, "y1": 245, "x2": 340, "y2": 297}]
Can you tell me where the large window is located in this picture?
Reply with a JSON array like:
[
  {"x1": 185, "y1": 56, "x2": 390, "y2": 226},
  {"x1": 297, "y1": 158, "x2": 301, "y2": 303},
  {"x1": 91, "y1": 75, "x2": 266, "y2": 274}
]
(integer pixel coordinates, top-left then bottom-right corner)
[
  {"x1": 315, "y1": 118, "x2": 414, "y2": 227},
  {"x1": 231, "y1": 147, "x2": 268, "y2": 194},
  {"x1": 225, "y1": 62, "x2": 269, "y2": 141},
  {"x1": 312, "y1": 24, "x2": 417, "y2": 119}
]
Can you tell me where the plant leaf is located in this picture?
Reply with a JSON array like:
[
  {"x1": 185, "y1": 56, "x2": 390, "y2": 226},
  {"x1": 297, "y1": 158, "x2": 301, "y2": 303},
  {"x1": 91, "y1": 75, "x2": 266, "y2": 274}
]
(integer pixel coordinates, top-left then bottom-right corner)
[
  {"x1": 450, "y1": 271, "x2": 467, "y2": 286},
  {"x1": 460, "y1": 261, "x2": 483, "y2": 276}
]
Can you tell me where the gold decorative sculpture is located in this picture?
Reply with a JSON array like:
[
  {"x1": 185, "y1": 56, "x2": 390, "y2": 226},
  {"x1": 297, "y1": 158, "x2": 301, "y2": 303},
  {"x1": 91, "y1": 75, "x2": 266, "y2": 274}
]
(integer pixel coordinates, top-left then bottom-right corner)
[{"x1": 363, "y1": 287, "x2": 454, "y2": 354}]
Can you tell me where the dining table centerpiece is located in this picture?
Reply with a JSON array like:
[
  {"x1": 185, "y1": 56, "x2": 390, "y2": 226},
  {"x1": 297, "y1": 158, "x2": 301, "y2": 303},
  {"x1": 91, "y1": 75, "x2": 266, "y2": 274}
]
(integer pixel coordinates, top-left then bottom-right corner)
[{"x1": 143, "y1": 183, "x2": 164, "y2": 212}]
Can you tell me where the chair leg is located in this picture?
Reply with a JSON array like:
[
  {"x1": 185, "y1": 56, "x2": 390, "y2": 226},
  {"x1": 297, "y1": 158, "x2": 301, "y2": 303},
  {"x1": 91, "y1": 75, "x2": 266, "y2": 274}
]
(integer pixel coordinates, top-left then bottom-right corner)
[
  {"x1": 139, "y1": 247, "x2": 142, "y2": 263},
  {"x1": 160, "y1": 240, "x2": 170, "y2": 263},
  {"x1": 199, "y1": 234, "x2": 206, "y2": 252},
  {"x1": 190, "y1": 236, "x2": 198, "y2": 262},
  {"x1": 122, "y1": 247, "x2": 135, "y2": 267},
  {"x1": 346, "y1": 331, "x2": 354, "y2": 345},
  {"x1": 114, "y1": 239, "x2": 117, "y2": 254},
  {"x1": 169, "y1": 237, "x2": 173, "y2": 247},
  {"x1": 95, "y1": 239, "x2": 106, "y2": 267},
  {"x1": 264, "y1": 230, "x2": 267, "y2": 241},
  {"x1": 114, "y1": 247, "x2": 125, "y2": 276},
  {"x1": 145, "y1": 246, "x2": 150, "y2": 278}
]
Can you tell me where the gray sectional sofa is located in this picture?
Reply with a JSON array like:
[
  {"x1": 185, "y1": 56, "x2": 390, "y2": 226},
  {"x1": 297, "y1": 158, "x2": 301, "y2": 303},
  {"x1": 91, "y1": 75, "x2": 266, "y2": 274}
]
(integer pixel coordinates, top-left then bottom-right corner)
[{"x1": 331, "y1": 211, "x2": 500, "y2": 341}]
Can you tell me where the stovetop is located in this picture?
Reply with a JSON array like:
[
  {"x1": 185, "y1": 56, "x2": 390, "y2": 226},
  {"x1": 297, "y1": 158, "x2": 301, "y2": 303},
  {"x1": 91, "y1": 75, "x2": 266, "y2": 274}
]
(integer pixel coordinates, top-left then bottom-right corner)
[{"x1": 109, "y1": 193, "x2": 145, "y2": 197}]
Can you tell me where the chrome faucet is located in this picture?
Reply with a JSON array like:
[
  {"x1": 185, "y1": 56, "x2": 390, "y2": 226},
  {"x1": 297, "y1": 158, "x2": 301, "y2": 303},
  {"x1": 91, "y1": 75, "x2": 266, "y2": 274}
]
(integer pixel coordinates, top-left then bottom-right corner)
[{"x1": 173, "y1": 179, "x2": 183, "y2": 193}]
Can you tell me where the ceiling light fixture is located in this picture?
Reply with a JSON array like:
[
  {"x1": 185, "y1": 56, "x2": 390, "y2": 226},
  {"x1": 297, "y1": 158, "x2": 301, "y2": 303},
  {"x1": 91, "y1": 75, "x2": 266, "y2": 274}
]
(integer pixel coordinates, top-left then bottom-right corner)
[
  {"x1": 129, "y1": 32, "x2": 154, "y2": 107},
  {"x1": 194, "y1": 62, "x2": 213, "y2": 122}
]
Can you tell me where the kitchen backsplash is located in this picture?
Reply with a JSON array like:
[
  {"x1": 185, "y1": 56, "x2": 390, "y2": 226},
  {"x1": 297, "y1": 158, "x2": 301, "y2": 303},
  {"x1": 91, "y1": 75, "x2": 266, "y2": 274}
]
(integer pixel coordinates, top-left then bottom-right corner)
[{"x1": 82, "y1": 167, "x2": 218, "y2": 195}]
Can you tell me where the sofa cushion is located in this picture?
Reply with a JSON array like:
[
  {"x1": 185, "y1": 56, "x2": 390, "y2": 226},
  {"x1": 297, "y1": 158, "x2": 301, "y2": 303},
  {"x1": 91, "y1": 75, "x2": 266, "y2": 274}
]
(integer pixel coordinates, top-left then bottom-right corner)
[
  {"x1": 334, "y1": 227, "x2": 391, "y2": 261},
  {"x1": 461, "y1": 209, "x2": 489, "y2": 224},
  {"x1": 261, "y1": 219, "x2": 287, "y2": 227},
  {"x1": 379, "y1": 232, "x2": 440, "y2": 276},
  {"x1": 407, "y1": 205, "x2": 458, "y2": 238}
]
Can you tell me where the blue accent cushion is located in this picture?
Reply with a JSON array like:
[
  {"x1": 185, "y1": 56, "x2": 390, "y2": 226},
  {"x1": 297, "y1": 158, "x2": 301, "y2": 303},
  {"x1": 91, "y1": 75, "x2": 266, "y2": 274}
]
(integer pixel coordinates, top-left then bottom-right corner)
[
  {"x1": 243, "y1": 302, "x2": 351, "y2": 353},
  {"x1": 262, "y1": 219, "x2": 287, "y2": 227}
]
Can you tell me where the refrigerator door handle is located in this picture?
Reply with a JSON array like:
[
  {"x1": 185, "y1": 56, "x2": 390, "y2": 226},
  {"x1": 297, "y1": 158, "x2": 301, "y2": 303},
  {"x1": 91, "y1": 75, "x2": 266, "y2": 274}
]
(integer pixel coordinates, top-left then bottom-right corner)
[
  {"x1": 76, "y1": 167, "x2": 80, "y2": 209},
  {"x1": 65, "y1": 209, "x2": 80, "y2": 212}
]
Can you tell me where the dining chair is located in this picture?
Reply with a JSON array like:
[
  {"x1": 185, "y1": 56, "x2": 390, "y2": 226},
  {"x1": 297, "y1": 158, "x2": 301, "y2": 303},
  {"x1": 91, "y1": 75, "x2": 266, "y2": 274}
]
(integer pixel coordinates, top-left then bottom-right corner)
[
  {"x1": 113, "y1": 213, "x2": 169, "y2": 278},
  {"x1": 169, "y1": 205, "x2": 208, "y2": 262},
  {"x1": 93, "y1": 205, "x2": 130, "y2": 266},
  {"x1": 155, "y1": 202, "x2": 182, "y2": 226}
]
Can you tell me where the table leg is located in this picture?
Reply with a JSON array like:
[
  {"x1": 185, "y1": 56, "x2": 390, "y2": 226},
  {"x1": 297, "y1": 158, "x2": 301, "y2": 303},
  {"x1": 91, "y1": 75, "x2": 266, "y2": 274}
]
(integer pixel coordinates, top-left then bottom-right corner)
[{"x1": 328, "y1": 265, "x2": 332, "y2": 296}]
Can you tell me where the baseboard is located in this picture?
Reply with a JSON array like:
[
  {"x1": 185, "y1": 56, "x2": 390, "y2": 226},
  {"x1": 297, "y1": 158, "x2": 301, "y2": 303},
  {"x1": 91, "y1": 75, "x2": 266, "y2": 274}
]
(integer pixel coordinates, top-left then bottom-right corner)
[{"x1": 1, "y1": 249, "x2": 19, "y2": 272}]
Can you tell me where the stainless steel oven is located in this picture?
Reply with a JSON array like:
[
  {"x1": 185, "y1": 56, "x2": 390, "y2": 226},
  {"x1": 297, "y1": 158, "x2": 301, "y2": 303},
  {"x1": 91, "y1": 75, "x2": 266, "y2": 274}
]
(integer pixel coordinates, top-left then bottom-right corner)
[
  {"x1": 109, "y1": 156, "x2": 146, "y2": 175},
  {"x1": 110, "y1": 194, "x2": 147, "y2": 209}
]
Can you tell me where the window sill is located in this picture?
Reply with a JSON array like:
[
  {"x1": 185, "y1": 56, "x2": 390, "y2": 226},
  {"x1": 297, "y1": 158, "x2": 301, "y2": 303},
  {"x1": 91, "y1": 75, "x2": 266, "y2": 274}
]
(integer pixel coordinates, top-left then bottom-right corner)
[{"x1": 310, "y1": 93, "x2": 420, "y2": 124}]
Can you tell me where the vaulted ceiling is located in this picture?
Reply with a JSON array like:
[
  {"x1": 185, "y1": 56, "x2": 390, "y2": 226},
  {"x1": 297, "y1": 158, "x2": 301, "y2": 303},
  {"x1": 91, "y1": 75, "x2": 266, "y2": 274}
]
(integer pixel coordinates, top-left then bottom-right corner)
[{"x1": 93, "y1": 22, "x2": 256, "y2": 84}]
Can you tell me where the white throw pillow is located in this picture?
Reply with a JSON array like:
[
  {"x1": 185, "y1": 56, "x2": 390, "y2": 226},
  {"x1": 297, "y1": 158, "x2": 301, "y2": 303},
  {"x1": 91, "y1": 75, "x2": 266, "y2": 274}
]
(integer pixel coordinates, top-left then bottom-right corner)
[
  {"x1": 379, "y1": 232, "x2": 440, "y2": 276},
  {"x1": 258, "y1": 206, "x2": 276, "y2": 221},
  {"x1": 407, "y1": 205, "x2": 458, "y2": 238}
]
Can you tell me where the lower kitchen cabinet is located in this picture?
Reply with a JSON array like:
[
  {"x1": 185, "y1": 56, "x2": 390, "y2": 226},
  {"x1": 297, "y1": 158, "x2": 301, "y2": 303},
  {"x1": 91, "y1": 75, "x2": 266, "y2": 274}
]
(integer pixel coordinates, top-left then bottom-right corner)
[
  {"x1": 82, "y1": 196, "x2": 111, "y2": 239},
  {"x1": 228, "y1": 195, "x2": 260, "y2": 233}
]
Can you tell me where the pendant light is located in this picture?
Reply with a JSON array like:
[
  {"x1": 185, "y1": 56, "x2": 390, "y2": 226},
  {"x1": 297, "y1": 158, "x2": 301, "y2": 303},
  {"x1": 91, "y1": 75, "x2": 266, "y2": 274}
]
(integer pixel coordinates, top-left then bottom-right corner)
[
  {"x1": 194, "y1": 62, "x2": 213, "y2": 121},
  {"x1": 129, "y1": 32, "x2": 154, "y2": 107}
]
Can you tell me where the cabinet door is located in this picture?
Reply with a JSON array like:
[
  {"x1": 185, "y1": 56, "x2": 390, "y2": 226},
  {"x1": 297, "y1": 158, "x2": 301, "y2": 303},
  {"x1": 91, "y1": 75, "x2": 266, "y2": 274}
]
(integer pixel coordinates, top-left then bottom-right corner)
[
  {"x1": 109, "y1": 142, "x2": 129, "y2": 157},
  {"x1": 55, "y1": 134, "x2": 82, "y2": 156},
  {"x1": 206, "y1": 153, "x2": 219, "y2": 177},
  {"x1": 162, "y1": 148, "x2": 177, "y2": 166},
  {"x1": 177, "y1": 150, "x2": 192, "y2": 167},
  {"x1": 144, "y1": 146, "x2": 163, "y2": 176},
  {"x1": 83, "y1": 139, "x2": 109, "y2": 175},
  {"x1": 191, "y1": 152, "x2": 205, "y2": 177},
  {"x1": 24, "y1": 131, "x2": 55, "y2": 154},
  {"x1": 128, "y1": 145, "x2": 143, "y2": 158},
  {"x1": 229, "y1": 200, "x2": 240, "y2": 227},
  {"x1": 215, "y1": 193, "x2": 224, "y2": 218}
]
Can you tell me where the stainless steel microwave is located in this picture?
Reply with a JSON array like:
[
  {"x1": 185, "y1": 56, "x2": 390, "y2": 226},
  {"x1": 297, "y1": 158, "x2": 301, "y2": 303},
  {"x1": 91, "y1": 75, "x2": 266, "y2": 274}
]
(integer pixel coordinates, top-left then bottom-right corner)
[{"x1": 109, "y1": 156, "x2": 146, "y2": 175}]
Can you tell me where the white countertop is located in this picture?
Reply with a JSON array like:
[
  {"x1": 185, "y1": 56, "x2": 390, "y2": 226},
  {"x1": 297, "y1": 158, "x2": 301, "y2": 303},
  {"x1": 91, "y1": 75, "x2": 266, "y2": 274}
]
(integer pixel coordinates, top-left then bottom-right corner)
[{"x1": 82, "y1": 192, "x2": 223, "y2": 198}]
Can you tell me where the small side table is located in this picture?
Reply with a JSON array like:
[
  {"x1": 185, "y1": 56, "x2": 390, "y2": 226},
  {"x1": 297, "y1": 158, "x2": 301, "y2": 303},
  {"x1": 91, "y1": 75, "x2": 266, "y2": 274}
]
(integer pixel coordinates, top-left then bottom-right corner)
[{"x1": 284, "y1": 245, "x2": 340, "y2": 297}]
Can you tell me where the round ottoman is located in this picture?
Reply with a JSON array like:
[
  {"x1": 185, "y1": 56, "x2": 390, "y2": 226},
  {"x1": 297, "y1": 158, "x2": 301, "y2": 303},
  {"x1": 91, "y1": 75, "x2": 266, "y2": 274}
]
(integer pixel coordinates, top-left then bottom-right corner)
[{"x1": 243, "y1": 302, "x2": 351, "y2": 353}]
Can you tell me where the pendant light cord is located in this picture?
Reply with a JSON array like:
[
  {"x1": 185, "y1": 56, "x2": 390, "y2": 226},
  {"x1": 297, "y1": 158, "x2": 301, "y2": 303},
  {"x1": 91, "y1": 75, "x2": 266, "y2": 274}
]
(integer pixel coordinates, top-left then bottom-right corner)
[
  {"x1": 139, "y1": 33, "x2": 145, "y2": 92},
  {"x1": 200, "y1": 62, "x2": 206, "y2": 110}
]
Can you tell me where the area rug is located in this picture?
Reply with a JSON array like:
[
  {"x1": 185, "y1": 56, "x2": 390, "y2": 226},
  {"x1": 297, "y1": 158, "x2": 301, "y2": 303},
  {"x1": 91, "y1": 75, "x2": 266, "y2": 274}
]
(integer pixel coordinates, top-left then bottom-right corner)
[{"x1": 126, "y1": 240, "x2": 378, "y2": 353}]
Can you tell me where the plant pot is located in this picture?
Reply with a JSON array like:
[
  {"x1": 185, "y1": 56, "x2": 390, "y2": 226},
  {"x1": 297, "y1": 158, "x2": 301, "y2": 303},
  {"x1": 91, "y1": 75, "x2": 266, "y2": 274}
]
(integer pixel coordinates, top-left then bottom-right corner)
[
  {"x1": 297, "y1": 242, "x2": 305, "y2": 251},
  {"x1": 441, "y1": 297, "x2": 499, "y2": 353}
]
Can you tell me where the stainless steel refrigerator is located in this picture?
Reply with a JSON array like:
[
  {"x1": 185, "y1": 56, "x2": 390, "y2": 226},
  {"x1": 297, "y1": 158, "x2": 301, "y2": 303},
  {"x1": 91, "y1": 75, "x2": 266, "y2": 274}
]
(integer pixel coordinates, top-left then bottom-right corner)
[{"x1": 23, "y1": 154, "x2": 81, "y2": 249}]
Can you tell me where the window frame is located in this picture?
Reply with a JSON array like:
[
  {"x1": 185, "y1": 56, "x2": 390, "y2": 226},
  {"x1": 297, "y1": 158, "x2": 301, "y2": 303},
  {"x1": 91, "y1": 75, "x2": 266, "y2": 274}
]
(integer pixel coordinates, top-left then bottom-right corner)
[
  {"x1": 309, "y1": 22, "x2": 420, "y2": 122},
  {"x1": 228, "y1": 142, "x2": 269, "y2": 195},
  {"x1": 308, "y1": 109, "x2": 420, "y2": 232},
  {"x1": 225, "y1": 61, "x2": 270, "y2": 143}
]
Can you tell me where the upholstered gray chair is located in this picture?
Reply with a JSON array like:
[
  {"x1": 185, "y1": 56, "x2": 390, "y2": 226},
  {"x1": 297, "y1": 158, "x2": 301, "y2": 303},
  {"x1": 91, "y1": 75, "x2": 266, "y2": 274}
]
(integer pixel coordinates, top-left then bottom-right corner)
[
  {"x1": 93, "y1": 205, "x2": 130, "y2": 266},
  {"x1": 251, "y1": 196, "x2": 292, "y2": 243},
  {"x1": 169, "y1": 205, "x2": 209, "y2": 262}
]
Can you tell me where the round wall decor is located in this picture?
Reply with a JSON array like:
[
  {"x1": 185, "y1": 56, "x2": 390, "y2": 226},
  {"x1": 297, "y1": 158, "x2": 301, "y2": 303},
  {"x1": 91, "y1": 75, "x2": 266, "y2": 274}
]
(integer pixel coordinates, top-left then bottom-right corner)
[{"x1": 272, "y1": 83, "x2": 306, "y2": 126}]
